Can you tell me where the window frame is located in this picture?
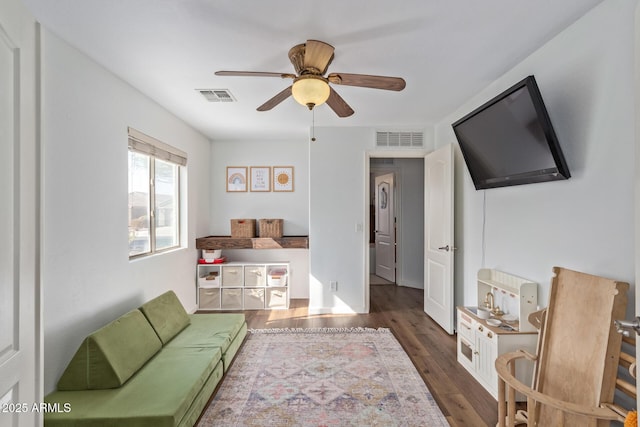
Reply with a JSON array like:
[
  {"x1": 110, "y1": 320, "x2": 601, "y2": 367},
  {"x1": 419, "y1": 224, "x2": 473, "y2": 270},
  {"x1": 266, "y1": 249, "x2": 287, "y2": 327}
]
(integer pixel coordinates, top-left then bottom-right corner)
[{"x1": 128, "y1": 128, "x2": 186, "y2": 259}]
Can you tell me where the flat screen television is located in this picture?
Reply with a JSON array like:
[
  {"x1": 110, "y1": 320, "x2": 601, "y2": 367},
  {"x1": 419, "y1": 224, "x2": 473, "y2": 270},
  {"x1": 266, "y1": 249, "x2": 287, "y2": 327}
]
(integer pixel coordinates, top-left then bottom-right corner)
[{"x1": 452, "y1": 75, "x2": 570, "y2": 190}]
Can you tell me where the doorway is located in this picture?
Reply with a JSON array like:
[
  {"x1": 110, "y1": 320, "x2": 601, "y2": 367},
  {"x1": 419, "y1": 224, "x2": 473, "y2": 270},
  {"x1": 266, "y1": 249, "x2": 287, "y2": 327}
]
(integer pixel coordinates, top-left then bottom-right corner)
[
  {"x1": 368, "y1": 157, "x2": 424, "y2": 290},
  {"x1": 374, "y1": 172, "x2": 396, "y2": 282}
]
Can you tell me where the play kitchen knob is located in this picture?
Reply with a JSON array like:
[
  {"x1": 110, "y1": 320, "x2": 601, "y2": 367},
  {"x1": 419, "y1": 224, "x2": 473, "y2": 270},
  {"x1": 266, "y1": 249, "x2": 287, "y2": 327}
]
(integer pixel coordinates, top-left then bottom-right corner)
[{"x1": 614, "y1": 317, "x2": 640, "y2": 337}]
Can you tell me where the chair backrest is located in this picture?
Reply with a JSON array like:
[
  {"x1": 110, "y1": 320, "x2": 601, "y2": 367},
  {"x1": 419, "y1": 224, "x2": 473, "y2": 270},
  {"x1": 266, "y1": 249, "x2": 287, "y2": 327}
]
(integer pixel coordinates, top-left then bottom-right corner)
[{"x1": 534, "y1": 267, "x2": 628, "y2": 426}]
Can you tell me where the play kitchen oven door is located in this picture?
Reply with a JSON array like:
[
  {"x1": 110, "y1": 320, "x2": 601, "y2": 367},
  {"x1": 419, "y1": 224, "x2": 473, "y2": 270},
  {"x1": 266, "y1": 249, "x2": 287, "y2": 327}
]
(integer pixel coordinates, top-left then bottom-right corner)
[
  {"x1": 459, "y1": 336, "x2": 474, "y2": 364},
  {"x1": 457, "y1": 312, "x2": 475, "y2": 369}
]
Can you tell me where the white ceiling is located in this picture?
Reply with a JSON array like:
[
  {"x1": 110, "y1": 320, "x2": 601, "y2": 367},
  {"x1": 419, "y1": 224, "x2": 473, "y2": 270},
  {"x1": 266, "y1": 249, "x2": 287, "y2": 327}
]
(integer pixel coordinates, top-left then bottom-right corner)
[{"x1": 22, "y1": 0, "x2": 604, "y2": 141}]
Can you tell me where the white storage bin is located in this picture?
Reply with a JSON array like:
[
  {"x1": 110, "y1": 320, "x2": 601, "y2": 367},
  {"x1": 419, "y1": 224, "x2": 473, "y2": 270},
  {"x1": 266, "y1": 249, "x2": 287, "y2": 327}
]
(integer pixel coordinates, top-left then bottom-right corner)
[
  {"x1": 267, "y1": 268, "x2": 288, "y2": 286},
  {"x1": 266, "y1": 287, "x2": 288, "y2": 309},
  {"x1": 221, "y1": 288, "x2": 243, "y2": 309},
  {"x1": 198, "y1": 271, "x2": 220, "y2": 287},
  {"x1": 244, "y1": 288, "x2": 265, "y2": 309},
  {"x1": 244, "y1": 265, "x2": 266, "y2": 287},
  {"x1": 221, "y1": 265, "x2": 243, "y2": 287},
  {"x1": 199, "y1": 288, "x2": 220, "y2": 310}
]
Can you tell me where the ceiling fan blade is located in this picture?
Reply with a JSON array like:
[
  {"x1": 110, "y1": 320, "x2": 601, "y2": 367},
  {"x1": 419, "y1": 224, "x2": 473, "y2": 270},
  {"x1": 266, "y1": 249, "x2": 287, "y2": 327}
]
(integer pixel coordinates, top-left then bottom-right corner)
[
  {"x1": 216, "y1": 71, "x2": 296, "y2": 79},
  {"x1": 326, "y1": 87, "x2": 354, "y2": 117},
  {"x1": 257, "y1": 86, "x2": 292, "y2": 111},
  {"x1": 304, "y1": 40, "x2": 335, "y2": 74},
  {"x1": 327, "y1": 73, "x2": 406, "y2": 91}
]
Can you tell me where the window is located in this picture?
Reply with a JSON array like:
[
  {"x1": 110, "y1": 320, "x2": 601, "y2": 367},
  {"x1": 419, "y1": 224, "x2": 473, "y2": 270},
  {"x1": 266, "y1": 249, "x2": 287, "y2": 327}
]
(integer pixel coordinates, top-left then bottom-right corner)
[{"x1": 128, "y1": 128, "x2": 186, "y2": 258}]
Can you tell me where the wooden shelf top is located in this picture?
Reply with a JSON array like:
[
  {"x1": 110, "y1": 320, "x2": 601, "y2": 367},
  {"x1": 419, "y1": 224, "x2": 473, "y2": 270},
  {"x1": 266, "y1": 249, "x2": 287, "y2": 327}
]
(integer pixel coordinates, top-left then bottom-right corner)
[{"x1": 196, "y1": 235, "x2": 309, "y2": 250}]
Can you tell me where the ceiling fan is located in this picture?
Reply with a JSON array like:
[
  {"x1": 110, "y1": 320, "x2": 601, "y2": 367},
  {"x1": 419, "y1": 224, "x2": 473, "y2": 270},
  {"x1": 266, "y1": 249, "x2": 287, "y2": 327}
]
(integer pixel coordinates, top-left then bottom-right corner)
[{"x1": 215, "y1": 40, "x2": 406, "y2": 117}]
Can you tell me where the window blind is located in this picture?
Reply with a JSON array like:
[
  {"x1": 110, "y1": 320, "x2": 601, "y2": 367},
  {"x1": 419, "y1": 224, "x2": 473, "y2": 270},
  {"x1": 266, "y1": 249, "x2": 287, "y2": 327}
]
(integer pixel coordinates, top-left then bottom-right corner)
[{"x1": 127, "y1": 127, "x2": 187, "y2": 166}]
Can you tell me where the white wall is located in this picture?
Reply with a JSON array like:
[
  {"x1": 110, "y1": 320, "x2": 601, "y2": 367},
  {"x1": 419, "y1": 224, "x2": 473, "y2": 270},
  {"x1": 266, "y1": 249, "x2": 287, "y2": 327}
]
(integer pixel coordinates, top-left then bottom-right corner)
[
  {"x1": 209, "y1": 133, "x2": 430, "y2": 310},
  {"x1": 436, "y1": 0, "x2": 637, "y2": 310},
  {"x1": 309, "y1": 127, "x2": 371, "y2": 313},
  {"x1": 208, "y1": 137, "x2": 429, "y2": 303},
  {"x1": 307, "y1": 129, "x2": 433, "y2": 313},
  {"x1": 208, "y1": 140, "x2": 310, "y2": 297},
  {"x1": 42, "y1": 29, "x2": 212, "y2": 393},
  {"x1": 209, "y1": 140, "x2": 309, "y2": 236}
]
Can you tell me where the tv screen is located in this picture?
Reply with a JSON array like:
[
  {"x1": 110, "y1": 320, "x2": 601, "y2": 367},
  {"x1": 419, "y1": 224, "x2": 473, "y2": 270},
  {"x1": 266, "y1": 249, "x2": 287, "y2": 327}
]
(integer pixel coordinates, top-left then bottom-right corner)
[{"x1": 452, "y1": 75, "x2": 570, "y2": 190}]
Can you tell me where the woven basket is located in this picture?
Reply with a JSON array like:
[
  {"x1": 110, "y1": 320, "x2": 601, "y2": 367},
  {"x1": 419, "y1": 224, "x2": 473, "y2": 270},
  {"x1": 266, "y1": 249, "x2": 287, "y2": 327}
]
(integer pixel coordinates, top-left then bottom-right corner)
[
  {"x1": 230, "y1": 219, "x2": 256, "y2": 238},
  {"x1": 258, "y1": 219, "x2": 283, "y2": 238}
]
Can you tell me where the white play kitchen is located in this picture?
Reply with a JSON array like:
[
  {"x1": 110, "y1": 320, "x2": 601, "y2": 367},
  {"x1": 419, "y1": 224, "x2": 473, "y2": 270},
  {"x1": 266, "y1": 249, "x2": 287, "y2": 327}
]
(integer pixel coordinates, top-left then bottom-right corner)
[{"x1": 457, "y1": 269, "x2": 539, "y2": 400}]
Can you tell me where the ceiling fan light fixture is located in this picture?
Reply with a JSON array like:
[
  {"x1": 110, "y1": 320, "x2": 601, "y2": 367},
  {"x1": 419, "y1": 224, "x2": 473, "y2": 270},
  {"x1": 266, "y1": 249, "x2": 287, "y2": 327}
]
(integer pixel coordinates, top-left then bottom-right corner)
[{"x1": 292, "y1": 75, "x2": 330, "y2": 110}]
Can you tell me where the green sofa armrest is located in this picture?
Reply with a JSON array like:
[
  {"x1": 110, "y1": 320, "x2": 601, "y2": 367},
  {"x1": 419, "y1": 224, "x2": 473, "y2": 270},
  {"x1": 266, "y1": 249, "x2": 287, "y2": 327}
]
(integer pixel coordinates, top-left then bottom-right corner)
[{"x1": 57, "y1": 309, "x2": 162, "y2": 390}]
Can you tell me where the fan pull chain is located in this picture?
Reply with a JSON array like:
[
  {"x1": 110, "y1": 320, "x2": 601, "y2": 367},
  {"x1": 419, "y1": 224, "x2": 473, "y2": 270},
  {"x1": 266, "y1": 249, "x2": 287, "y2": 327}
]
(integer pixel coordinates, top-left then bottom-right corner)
[{"x1": 311, "y1": 108, "x2": 317, "y2": 142}]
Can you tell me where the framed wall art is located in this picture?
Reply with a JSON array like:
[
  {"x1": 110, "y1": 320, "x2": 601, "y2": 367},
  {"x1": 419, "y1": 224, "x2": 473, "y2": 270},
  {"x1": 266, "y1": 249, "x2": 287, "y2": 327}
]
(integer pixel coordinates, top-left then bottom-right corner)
[
  {"x1": 226, "y1": 166, "x2": 247, "y2": 192},
  {"x1": 273, "y1": 166, "x2": 294, "y2": 192},
  {"x1": 250, "y1": 166, "x2": 271, "y2": 192}
]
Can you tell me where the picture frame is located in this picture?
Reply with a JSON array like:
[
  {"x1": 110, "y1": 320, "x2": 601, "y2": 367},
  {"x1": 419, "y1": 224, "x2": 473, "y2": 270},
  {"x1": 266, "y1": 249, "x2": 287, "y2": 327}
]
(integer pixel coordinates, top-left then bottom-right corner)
[
  {"x1": 226, "y1": 166, "x2": 247, "y2": 192},
  {"x1": 272, "y1": 166, "x2": 294, "y2": 192},
  {"x1": 250, "y1": 166, "x2": 271, "y2": 192}
]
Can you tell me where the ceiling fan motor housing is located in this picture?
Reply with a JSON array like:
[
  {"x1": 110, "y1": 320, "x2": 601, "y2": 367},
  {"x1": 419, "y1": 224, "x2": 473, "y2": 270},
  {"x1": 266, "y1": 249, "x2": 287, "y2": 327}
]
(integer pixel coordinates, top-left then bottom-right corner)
[
  {"x1": 288, "y1": 44, "x2": 307, "y2": 75},
  {"x1": 288, "y1": 41, "x2": 334, "y2": 76}
]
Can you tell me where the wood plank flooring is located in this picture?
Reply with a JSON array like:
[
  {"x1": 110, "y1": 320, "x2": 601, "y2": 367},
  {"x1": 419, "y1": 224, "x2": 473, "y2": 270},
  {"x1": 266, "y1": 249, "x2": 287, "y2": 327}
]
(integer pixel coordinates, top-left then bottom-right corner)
[{"x1": 238, "y1": 284, "x2": 498, "y2": 426}]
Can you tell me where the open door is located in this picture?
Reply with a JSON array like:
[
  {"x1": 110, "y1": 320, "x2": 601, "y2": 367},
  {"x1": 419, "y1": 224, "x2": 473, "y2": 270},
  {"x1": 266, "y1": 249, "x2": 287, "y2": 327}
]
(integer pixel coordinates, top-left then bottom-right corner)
[
  {"x1": 0, "y1": 1, "x2": 41, "y2": 425},
  {"x1": 424, "y1": 144, "x2": 454, "y2": 334},
  {"x1": 374, "y1": 173, "x2": 396, "y2": 282}
]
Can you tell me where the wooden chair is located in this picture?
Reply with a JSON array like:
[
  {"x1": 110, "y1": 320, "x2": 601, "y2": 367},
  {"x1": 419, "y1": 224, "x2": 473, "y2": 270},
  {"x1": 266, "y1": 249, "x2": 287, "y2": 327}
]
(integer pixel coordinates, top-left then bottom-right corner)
[{"x1": 495, "y1": 267, "x2": 631, "y2": 426}]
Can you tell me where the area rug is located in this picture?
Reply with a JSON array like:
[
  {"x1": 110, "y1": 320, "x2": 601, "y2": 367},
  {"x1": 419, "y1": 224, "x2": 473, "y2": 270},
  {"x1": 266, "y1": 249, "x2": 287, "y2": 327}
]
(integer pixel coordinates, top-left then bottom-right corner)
[{"x1": 198, "y1": 328, "x2": 449, "y2": 426}]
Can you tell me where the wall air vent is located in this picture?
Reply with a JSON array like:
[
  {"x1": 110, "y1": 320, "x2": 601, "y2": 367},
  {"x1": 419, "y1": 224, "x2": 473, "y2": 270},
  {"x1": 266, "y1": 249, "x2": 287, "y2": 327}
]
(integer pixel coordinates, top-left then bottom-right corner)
[
  {"x1": 376, "y1": 131, "x2": 424, "y2": 148},
  {"x1": 197, "y1": 89, "x2": 236, "y2": 102}
]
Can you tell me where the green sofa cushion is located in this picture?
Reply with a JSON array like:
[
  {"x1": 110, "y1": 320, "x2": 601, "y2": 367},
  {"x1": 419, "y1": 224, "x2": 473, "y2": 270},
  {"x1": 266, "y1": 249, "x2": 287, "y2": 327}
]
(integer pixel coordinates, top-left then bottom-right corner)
[
  {"x1": 57, "y1": 309, "x2": 162, "y2": 390},
  {"x1": 45, "y1": 346, "x2": 223, "y2": 427},
  {"x1": 219, "y1": 321, "x2": 247, "y2": 372},
  {"x1": 165, "y1": 314, "x2": 247, "y2": 372},
  {"x1": 165, "y1": 313, "x2": 245, "y2": 353},
  {"x1": 139, "y1": 290, "x2": 190, "y2": 344}
]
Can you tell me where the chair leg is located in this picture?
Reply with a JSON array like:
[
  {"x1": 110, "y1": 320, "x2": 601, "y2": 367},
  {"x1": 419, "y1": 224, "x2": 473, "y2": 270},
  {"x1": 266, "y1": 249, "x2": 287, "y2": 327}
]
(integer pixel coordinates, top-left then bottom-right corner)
[
  {"x1": 496, "y1": 377, "x2": 507, "y2": 427},
  {"x1": 527, "y1": 397, "x2": 536, "y2": 426},
  {"x1": 508, "y1": 363, "x2": 517, "y2": 426}
]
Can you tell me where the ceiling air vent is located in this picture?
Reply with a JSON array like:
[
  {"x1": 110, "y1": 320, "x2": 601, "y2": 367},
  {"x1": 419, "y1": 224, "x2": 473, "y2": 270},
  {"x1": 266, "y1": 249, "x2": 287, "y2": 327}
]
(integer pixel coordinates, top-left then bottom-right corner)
[
  {"x1": 197, "y1": 89, "x2": 236, "y2": 102},
  {"x1": 376, "y1": 131, "x2": 424, "y2": 148}
]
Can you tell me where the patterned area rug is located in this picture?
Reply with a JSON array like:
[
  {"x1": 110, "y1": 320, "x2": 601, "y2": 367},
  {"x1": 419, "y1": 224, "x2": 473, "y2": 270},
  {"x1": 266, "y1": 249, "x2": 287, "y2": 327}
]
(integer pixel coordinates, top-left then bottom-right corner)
[{"x1": 198, "y1": 328, "x2": 449, "y2": 426}]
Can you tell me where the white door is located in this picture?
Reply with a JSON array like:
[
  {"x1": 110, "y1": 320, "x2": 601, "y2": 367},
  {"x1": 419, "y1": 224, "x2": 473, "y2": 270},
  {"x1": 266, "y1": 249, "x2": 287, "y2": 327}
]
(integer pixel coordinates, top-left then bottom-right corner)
[
  {"x1": 374, "y1": 173, "x2": 395, "y2": 282},
  {"x1": 0, "y1": 1, "x2": 41, "y2": 426},
  {"x1": 424, "y1": 144, "x2": 455, "y2": 334}
]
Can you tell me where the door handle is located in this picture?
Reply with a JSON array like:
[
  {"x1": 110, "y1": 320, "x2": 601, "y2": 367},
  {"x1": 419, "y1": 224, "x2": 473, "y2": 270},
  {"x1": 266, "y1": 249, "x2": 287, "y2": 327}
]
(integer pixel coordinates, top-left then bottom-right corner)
[
  {"x1": 614, "y1": 317, "x2": 640, "y2": 337},
  {"x1": 438, "y1": 245, "x2": 457, "y2": 251}
]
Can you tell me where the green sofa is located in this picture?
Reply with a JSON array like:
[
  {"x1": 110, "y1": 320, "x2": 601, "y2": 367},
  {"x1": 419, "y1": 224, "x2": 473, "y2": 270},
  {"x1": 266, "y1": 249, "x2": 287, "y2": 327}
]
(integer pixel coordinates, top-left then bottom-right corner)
[{"x1": 44, "y1": 291, "x2": 247, "y2": 427}]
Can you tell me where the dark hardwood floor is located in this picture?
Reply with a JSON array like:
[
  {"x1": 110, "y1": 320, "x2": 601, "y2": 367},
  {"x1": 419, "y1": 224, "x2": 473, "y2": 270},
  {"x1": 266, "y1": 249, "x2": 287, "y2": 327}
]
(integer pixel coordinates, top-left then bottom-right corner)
[{"x1": 238, "y1": 284, "x2": 497, "y2": 427}]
